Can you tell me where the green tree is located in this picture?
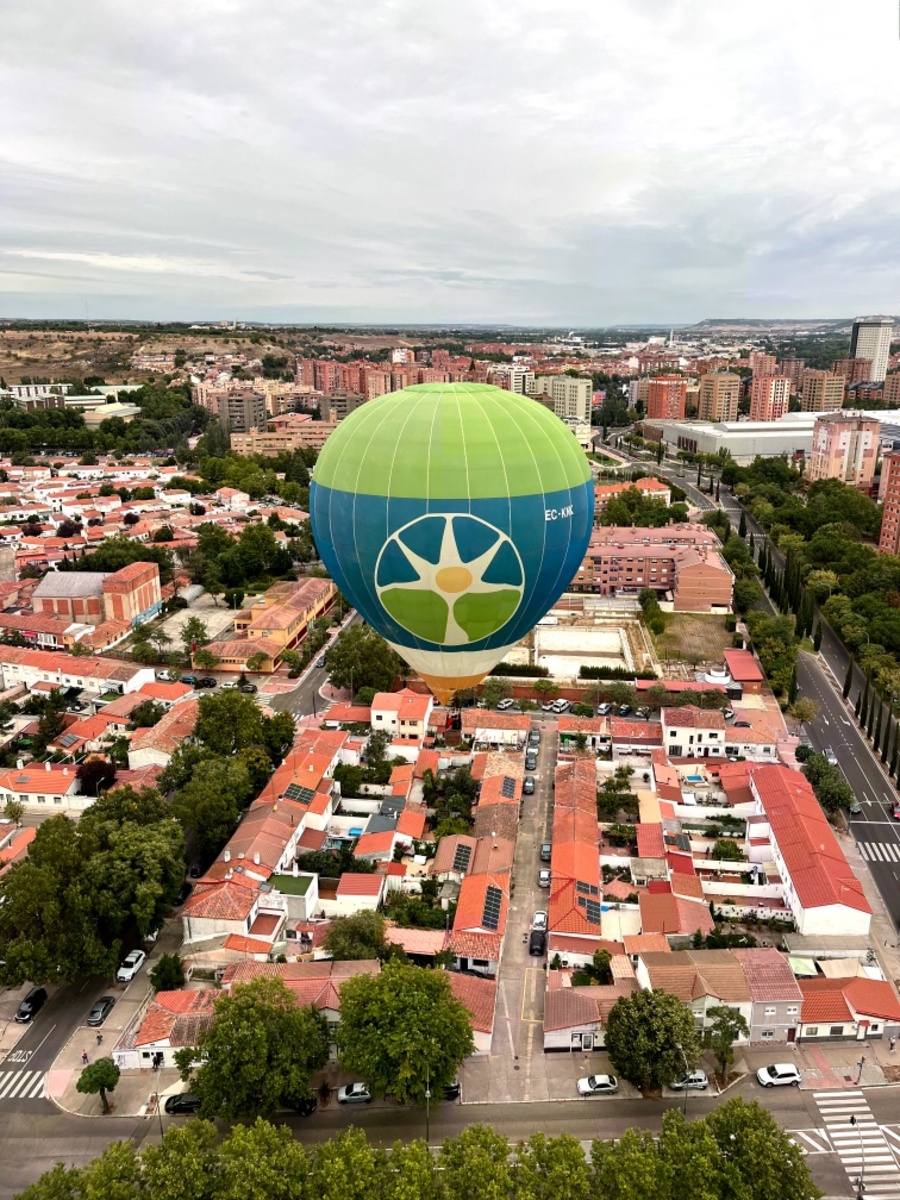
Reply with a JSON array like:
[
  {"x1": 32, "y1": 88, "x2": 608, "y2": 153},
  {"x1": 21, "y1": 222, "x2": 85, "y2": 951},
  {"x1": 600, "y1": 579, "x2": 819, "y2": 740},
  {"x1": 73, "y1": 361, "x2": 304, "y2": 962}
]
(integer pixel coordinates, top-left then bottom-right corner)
[
  {"x1": 149, "y1": 952, "x2": 186, "y2": 992},
  {"x1": 532, "y1": 677, "x2": 560, "y2": 700},
  {"x1": 180, "y1": 615, "x2": 209, "y2": 653},
  {"x1": 704, "y1": 1097, "x2": 822, "y2": 1200},
  {"x1": 789, "y1": 697, "x2": 819, "y2": 727},
  {"x1": 171, "y1": 758, "x2": 252, "y2": 859},
  {"x1": 440, "y1": 1125, "x2": 515, "y2": 1200},
  {"x1": 605, "y1": 988, "x2": 700, "y2": 1093},
  {"x1": 175, "y1": 976, "x2": 329, "y2": 1118},
  {"x1": 127, "y1": 699, "x2": 165, "y2": 730},
  {"x1": 325, "y1": 624, "x2": 405, "y2": 693},
  {"x1": 704, "y1": 1004, "x2": 749, "y2": 1081},
  {"x1": 324, "y1": 910, "x2": 386, "y2": 961},
  {"x1": 711, "y1": 838, "x2": 744, "y2": 861},
  {"x1": 480, "y1": 677, "x2": 513, "y2": 708},
  {"x1": 140, "y1": 1120, "x2": 220, "y2": 1200},
  {"x1": 244, "y1": 652, "x2": 268, "y2": 673},
  {"x1": 306, "y1": 1127, "x2": 386, "y2": 1200},
  {"x1": 193, "y1": 648, "x2": 219, "y2": 671},
  {"x1": 337, "y1": 961, "x2": 474, "y2": 1103},
  {"x1": 513, "y1": 1131, "x2": 593, "y2": 1200},
  {"x1": 591, "y1": 1126, "x2": 670, "y2": 1200},
  {"x1": 216, "y1": 1119, "x2": 310, "y2": 1199},
  {"x1": 75, "y1": 1056, "x2": 120, "y2": 1115},
  {"x1": 2, "y1": 799, "x2": 24, "y2": 825}
]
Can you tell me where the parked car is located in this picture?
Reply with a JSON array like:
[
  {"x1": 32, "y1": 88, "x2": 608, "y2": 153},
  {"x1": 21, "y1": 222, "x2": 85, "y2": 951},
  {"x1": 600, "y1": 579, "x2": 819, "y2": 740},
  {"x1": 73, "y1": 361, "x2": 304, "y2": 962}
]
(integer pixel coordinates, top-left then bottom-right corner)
[
  {"x1": 525, "y1": 754, "x2": 537, "y2": 771},
  {"x1": 551, "y1": 698, "x2": 570, "y2": 712},
  {"x1": 670, "y1": 1070, "x2": 708, "y2": 1091},
  {"x1": 892, "y1": 802, "x2": 900, "y2": 821},
  {"x1": 523, "y1": 776, "x2": 535, "y2": 795},
  {"x1": 497, "y1": 697, "x2": 516, "y2": 710},
  {"x1": 292, "y1": 1095, "x2": 318, "y2": 1116},
  {"x1": 722, "y1": 708, "x2": 735, "y2": 720},
  {"x1": 540, "y1": 842, "x2": 552, "y2": 862},
  {"x1": 240, "y1": 683, "x2": 258, "y2": 694},
  {"x1": 87, "y1": 996, "x2": 116, "y2": 1027},
  {"x1": 528, "y1": 929, "x2": 546, "y2": 956},
  {"x1": 576, "y1": 1074, "x2": 618, "y2": 1096},
  {"x1": 188, "y1": 863, "x2": 202, "y2": 877},
  {"x1": 596, "y1": 702, "x2": 612, "y2": 716},
  {"x1": 337, "y1": 1082, "x2": 372, "y2": 1104},
  {"x1": 175, "y1": 881, "x2": 193, "y2": 906},
  {"x1": 221, "y1": 680, "x2": 238, "y2": 689},
  {"x1": 15, "y1": 986, "x2": 47, "y2": 1023},
  {"x1": 116, "y1": 949, "x2": 147, "y2": 983},
  {"x1": 538, "y1": 868, "x2": 551, "y2": 888},
  {"x1": 540, "y1": 701, "x2": 557, "y2": 712},
  {"x1": 756, "y1": 1063, "x2": 801, "y2": 1088},
  {"x1": 824, "y1": 746, "x2": 838, "y2": 766},
  {"x1": 848, "y1": 798, "x2": 862, "y2": 816},
  {"x1": 635, "y1": 706, "x2": 650, "y2": 719},
  {"x1": 316, "y1": 656, "x2": 327, "y2": 669},
  {"x1": 197, "y1": 677, "x2": 217, "y2": 689},
  {"x1": 528, "y1": 728, "x2": 540, "y2": 745},
  {"x1": 443, "y1": 1080, "x2": 461, "y2": 1101},
  {"x1": 532, "y1": 910, "x2": 548, "y2": 931},
  {"x1": 180, "y1": 675, "x2": 197, "y2": 686},
  {"x1": 617, "y1": 704, "x2": 632, "y2": 717},
  {"x1": 164, "y1": 1093, "x2": 203, "y2": 1115},
  {"x1": 733, "y1": 720, "x2": 751, "y2": 728},
  {"x1": 156, "y1": 669, "x2": 172, "y2": 682}
]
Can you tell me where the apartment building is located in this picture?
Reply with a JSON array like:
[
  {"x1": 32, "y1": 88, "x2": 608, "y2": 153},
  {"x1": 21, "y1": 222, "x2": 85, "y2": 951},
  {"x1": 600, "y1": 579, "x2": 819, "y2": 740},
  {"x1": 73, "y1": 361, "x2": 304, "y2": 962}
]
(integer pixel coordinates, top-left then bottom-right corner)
[
  {"x1": 320, "y1": 392, "x2": 368, "y2": 422},
  {"x1": 230, "y1": 420, "x2": 339, "y2": 456},
  {"x1": 489, "y1": 365, "x2": 535, "y2": 395},
  {"x1": 878, "y1": 452, "x2": 900, "y2": 555},
  {"x1": 0, "y1": 645, "x2": 153, "y2": 695},
  {"x1": 849, "y1": 316, "x2": 894, "y2": 383},
  {"x1": 832, "y1": 358, "x2": 872, "y2": 386},
  {"x1": 748, "y1": 350, "x2": 778, "y2": 376},
  {"x1": 593, "y1": 477, "x2": 671, "y2": 516},
  {"x1": 800, "y1": 370, "x2": 845, "y2": 413},
  {"x1": 806, "y1": 412, "x2": 880, "y2": 490},
  {"x1": 883, "y1": 374, "x2": 900, "y2": 407},
  {"x1": 532, "y1": 375, "x2": 592, "y2": 422},
  {"x1": 749, "y1": 375, "x2": 791, "y2": 422},
  {"x1": 778, "y1": 358, "x2": 805, "y2": 391},
  {"x1": 646, "y1": 375, "x2": 687, "y2": 421},
  {"x1": 570, "y1": 533, "x2": 733, "y2": 611},
  {"x1": 697, "y1": 373, "x2": 740, "y2": 422}
]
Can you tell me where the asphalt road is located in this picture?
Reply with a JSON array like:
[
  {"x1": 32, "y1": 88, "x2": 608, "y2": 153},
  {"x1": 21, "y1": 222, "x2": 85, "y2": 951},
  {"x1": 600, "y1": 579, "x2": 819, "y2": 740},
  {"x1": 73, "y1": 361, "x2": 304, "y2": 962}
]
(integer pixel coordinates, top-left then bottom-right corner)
[
  {"x1": 1, "y1": 1080, "x2": 890, "y2": 1198},
  {"x1": 269, "y1": 611, "x2": 362, "y2": 718}
]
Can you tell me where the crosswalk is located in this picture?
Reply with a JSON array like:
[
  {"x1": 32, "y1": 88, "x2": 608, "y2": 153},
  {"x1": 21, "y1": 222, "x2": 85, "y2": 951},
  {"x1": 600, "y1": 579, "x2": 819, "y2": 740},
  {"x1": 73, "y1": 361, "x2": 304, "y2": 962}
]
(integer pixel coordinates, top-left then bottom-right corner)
[
  {"x1": 857, "y1": 840, "x2": 900, "y2": 863},
  {"x1": 813, "y1": 1090, "x2": 900, "y2": 1197},
  {"x1": 0, "y1": 1069, "x2": 46, "y2": 1101}
]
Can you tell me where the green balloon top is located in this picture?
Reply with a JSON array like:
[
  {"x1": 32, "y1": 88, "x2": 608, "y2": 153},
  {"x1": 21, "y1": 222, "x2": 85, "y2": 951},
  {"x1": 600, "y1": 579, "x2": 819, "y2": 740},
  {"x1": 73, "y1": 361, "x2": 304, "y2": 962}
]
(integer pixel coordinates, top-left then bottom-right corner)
[{"x1": 311, "y1": 382, "x2": 592, "y2": 500}]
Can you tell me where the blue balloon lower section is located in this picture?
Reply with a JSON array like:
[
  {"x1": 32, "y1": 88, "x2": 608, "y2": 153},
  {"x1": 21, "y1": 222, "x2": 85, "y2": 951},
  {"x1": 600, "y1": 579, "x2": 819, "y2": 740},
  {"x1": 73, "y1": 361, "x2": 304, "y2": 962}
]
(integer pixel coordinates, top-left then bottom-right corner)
[{"x1": 309, "y1": 478, "x2": 594, "y2": 657}]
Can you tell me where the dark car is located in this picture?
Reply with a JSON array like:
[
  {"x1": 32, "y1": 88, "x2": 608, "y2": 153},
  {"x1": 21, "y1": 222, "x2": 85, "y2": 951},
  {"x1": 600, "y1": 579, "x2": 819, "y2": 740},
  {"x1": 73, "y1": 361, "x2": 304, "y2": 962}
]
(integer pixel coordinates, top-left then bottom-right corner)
[
  {"x1": 529, "y1": 929, "x2": 546, "y2": 956},
  {"x1": 733, "y1": 720, "x2": 751, "y2": 728},
  {"x1": 525, "y1": 754, "x2": 537, "y2": 771},
  {"x1": 164, "y1": 1093, "x2": 203, "y2": 1115},
  {"x1": 617, "y1": 705, "x2": 632, "y2": 717},
  {"x1": 197, "y1": 677, "x2": 217, "y2": 689},
  {"x1": 175, "y1": 881, "x2": 193, "y2": 906},
  {"x1": 292, "y1": 1095, "x2": 318, "y2": 1116},
  {"x1": 240, "y1": 683, "x2": 258, "y2": 694},
  {"x1": 528, "y1": 729, "x2": 541, "y2": 745},
  {"x1": 540, "y1": 842, "x2": 552, "y2": 862},
  {"x1": 188, "y1": 863, "x2": 201, "y2": 878},
  {"x1": 443, "y1": 1080, "x2": 461, "y2": 1101},
  {"x1": 87, "y1": 995, "x2": 115, "y2": 1027},
  {"x1": 523, "y1": 776, "x2": 535, "y2": 795},
  {"x1": 15, "y1": 986, "x2": 48, "y2": 1023},
  {"x1": 180, "y1": 675, "x2": 197, "y2": 686},
  {"x1": 316, "y1": 657, "x2": 327, "y2": 669}
]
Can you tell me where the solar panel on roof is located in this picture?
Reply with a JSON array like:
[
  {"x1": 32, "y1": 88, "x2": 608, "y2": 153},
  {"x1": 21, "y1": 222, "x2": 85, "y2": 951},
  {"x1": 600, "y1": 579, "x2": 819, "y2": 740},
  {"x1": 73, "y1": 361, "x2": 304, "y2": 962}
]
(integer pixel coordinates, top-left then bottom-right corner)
[
  {"x1": 482, "y1": 884, "x2": 503, "y2": 931},
  {"x1": 576, "y1": 880, "x2": 590, "y2": 894},
  {"x1": 15, "y1": 775, "x2": 29, "y2": 784},
  {"x1": 500, "y1": 777, "x2": 516, "y2": 799},
  {"x1": 452, "y1": 844, "x2": 473, "y2": 873},
  {"x1": 585, "y1": 900, "x2": 603, "y2": 925},
  {"x1": 284, "y1": 783, "x2": 315, "y2": 804},
  {"x1": 58, "y1": 733, "x2": 79, "y2": 747}
]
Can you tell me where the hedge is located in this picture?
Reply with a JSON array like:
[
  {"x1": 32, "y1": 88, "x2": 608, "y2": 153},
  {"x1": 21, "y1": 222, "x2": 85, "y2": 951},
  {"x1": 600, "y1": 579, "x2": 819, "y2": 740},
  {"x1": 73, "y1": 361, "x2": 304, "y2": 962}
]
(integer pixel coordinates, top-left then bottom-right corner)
[
  {"x1": 488, "y1": 663, "x2": 550, "y2": 677},
  {"x1": 579, "y1": 665, "x2": 657, "y2": 680}
]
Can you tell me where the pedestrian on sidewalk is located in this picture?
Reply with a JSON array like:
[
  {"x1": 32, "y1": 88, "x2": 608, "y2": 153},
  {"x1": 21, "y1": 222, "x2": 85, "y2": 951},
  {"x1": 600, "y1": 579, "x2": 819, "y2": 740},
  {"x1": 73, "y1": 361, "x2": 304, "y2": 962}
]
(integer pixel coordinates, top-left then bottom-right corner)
[
  {"x1": 890, "y1": 1036, "x2": 896, "y2": 1052},
  {"x1": 81, "y1": 1049, "x2": 89, "y2": 1066}
]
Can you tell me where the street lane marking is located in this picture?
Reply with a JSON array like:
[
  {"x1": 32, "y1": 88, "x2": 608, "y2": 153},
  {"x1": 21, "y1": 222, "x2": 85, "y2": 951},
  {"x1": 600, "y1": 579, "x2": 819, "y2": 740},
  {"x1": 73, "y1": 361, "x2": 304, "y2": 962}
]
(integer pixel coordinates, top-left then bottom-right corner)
[
  {"x1": 0, "y1": 1069, "x2": 45, "y2": 1100},
  {"x1": 812, "y1": 1092, "x2": 900, "y2": 1197}
]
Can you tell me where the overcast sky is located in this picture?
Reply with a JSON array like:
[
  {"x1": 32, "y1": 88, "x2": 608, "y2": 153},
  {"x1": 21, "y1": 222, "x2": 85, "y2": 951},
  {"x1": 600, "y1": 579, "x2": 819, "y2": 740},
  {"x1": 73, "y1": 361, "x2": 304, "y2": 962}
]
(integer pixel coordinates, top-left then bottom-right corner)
[{"x1": 3, "y1": 0, "x2": 899, "y2": 325}]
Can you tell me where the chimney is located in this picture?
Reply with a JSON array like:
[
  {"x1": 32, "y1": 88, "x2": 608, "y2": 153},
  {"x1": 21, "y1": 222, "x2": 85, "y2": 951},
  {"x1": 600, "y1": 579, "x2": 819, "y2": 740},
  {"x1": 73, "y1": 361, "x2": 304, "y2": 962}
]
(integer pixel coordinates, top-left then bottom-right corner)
[
  {"x1": 253, "y1": 852, "x2": 260, "y2": 865},
  {"x1": 45, "y1": 761, "x2": 51, "y2": 772},
  {"x1": 224, "y1": 849, "x2": 231, "y2": 862}
]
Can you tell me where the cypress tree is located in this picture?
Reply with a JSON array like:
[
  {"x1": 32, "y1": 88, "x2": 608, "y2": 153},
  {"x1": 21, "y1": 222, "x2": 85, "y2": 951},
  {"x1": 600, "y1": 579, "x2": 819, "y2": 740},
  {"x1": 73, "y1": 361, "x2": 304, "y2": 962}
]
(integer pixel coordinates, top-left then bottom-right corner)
[
  {"x1": 873, "y1": 702, "x2": 883, "y2": 752},
  {"x1": 749, "y1": 531, "x2": 755, "y2": 554},
  {"x1": 892, "y1": 733, "x2": 900, "y2": 779},
  {"x1": 843, "y1": 658, "x2": 853, "y2": 699},
  {"x1": 738, "y1": 510, "x2": 747, "y2": 539},
  {"x1": 861, "y1": 691, "x2": 869, "y2": 730},
  {"x1": 788, "y1": 665, "x2": 798, "y2": 706},
  {"x1": 882, "y1": 716, "x2": 893, "y2": 764},
  {"x1": 813, "y1": 622, "x2": 822, "y2": 652},
  {"x1": 867, "y1": 690, "x2": 878, "y2": 740}
]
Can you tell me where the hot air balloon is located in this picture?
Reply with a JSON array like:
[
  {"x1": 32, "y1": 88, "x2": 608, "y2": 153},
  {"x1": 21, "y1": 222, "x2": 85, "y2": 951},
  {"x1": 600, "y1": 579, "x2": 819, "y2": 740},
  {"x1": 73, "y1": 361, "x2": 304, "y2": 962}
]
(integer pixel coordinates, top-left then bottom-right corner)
[{"x1": 309, "y1": 382, "x2": 594, "y2": 704}]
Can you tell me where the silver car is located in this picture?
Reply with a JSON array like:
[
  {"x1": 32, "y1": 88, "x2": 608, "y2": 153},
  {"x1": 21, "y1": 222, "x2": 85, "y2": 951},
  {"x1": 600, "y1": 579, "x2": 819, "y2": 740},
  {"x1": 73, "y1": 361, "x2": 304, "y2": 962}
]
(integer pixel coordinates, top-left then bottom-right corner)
[
  {"x1": 532, "y1": 910, "x2": 548, "y2": 931},
  {"x1": 577, "y1": 1073, "x2": 618, "y2": 1096},
  {"x1": 670, "y1": 1070, "x2": 708, "y2": 1091},
  {"x1": 337, "y1": 1082, "x2": 372, "y2": 1104}
]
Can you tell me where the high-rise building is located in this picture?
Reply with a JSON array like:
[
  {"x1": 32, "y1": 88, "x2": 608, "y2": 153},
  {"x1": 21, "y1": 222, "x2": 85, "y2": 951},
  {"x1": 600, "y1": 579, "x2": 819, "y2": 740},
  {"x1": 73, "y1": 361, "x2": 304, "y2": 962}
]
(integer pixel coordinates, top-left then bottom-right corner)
[
  {"x1": 645, "y1": 375, "x2": 687, "y2": 421},
  {"x1": 832, "y1": 358, "x2": 873, "y2": 386},
  {"x1": 215, "y1": 389, "x2": 268, "y2": 432},
  {"x1": 778, "y1": 358, "x2": 805, "y2": 392},
  {"x1": 627, "y1": 377, "x2": 651, "y2": 408},
  {"x1": 878, "y1": 453, "x2": 900, "y2": 555},
  {"x1": 490, "y1": 365, "x2": 536, "y2": 395},
  {"x1": 749, "y1": 376, "x2": 792, "y2": 422},
  {"x1": 749, "y1": 350, "x2": 778, "y2": 376},
  {"x1": 532, "y1": 375, "x2": 592, "y2": 422},
  {"x1": 697, "y1": 373, "x2": 740, "y2": 422},
  {"x1": 883, "y1": 374, "x2": 900, "y2": 407},
  {"x1": 849, "y1": 316, "x2": 894, "y2": 383},
  {"x1": 800, "y1": 370, "x2": 845, "y2": 413},
  {"x1": 807, "y1": 412, "x2": 880, "y2": 491}
]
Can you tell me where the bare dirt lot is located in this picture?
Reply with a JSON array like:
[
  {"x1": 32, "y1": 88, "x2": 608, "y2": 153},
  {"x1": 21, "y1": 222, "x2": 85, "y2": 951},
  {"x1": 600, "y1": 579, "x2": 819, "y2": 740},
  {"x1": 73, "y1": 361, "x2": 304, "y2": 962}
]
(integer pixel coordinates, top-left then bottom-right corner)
[{"x1": 654, "y1": 612, "x2": 732, "y2": 666}]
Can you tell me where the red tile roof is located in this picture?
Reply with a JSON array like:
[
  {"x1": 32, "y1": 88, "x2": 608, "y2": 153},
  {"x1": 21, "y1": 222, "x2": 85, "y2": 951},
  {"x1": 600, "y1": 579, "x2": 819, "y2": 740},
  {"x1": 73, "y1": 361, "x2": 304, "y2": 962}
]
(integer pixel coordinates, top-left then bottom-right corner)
[
  {"x1": 396, "y1": 807, "x2": 426, "y2": 839},
  {"x1": 372, "y1": 688, "x2": 432, "y2": 721},
  {"x1": 447, "y1": 971, "x2": 497, "y2": 1034},
  {"x1": 454, "y1": 872, "x2": 509, "y2": 935},
  {"x1": 723, "y1": 648, "x2": 765, "y2": 683},
  {"x1": 636, "y1": 823, "x2": 666, "y2": 858},
  {"x1": 798, "y1": 978, "x2": 856, "y2": 1023},
  {"x1": 752, "y1": 765, "x2": 871, "y2": 916},
  {"x1": 335, "y1": 873, "x2": 385, "y2": 897},
  {"x1": 661, "y1": 706, "x2": 725, "y2": 730}
]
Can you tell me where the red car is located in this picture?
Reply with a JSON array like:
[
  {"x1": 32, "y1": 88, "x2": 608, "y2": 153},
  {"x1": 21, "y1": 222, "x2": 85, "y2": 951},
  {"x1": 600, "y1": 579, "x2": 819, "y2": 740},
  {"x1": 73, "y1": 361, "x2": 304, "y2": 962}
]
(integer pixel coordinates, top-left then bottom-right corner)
[{"x1": 892, "y1": 803, "x2": 900, "y2": 821}]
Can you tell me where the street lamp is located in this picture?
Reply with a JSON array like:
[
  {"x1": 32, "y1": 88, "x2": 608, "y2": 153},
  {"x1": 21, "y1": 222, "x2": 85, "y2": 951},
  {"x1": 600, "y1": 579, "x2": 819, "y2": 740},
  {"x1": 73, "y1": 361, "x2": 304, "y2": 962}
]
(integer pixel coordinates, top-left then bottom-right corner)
[
  {"x1": 424, "y1": 1062, "x2": 431, "y2": 1145},
  {"x1": 850, "y1": 1114, "x2": 866, "y2": 1198},
  {"x1": 675, "y1": 1041, "x2": 690, "y2": 1118}
]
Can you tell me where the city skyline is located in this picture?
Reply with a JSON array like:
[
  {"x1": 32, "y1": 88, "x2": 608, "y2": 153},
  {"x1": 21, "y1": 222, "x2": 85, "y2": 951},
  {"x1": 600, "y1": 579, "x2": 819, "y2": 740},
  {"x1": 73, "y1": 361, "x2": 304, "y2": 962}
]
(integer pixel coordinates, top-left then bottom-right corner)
[{"x1": 3, "y1": 0, "x2": 900, "y2": 325}]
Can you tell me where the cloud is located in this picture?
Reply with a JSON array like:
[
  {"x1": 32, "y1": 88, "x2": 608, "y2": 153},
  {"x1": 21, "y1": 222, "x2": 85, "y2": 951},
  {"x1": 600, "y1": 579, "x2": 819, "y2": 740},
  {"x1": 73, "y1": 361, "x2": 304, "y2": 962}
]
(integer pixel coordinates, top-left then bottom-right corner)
[{"x1": 2, "y1": 0, "x2": 899, "y2": 322}]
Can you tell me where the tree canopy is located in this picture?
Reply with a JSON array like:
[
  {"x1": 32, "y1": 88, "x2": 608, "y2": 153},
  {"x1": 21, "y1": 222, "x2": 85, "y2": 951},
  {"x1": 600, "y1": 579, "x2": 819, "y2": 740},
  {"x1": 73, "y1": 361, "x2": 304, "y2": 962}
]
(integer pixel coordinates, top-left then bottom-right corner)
[
  {"x1": 605, "y1": 988, "x2": 701, "y2": 1093},
  {"x1": 325, "y1": 624, "x2": 405, "y2": 693}
]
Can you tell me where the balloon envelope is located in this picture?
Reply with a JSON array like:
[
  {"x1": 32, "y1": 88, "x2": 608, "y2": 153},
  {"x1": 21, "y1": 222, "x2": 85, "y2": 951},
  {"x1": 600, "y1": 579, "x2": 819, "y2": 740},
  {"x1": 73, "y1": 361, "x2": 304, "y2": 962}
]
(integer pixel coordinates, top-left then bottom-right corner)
[{"x1": 309, "y1": 383, "x2": 594, "y2": 702}]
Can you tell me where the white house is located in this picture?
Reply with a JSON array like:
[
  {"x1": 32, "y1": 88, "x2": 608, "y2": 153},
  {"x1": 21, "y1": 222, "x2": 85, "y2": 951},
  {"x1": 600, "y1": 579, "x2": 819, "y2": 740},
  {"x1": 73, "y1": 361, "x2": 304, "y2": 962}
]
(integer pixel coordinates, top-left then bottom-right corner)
[
  {"x1": 661, "y1": 706, "x2": 726, "y2": 758},
  {"x1": 370, "y1": 689, "x2": 433, "y2": 739}
]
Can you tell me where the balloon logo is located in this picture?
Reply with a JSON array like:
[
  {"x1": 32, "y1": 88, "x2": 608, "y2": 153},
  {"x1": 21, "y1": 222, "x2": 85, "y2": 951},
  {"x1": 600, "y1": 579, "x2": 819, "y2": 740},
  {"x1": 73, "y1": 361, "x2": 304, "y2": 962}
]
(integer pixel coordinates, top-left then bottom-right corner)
[
  {"x1": 309, "y1": 382, "x2": 594, "y2": 704},
  {"x1": 375, "y1": 514, "x2": 524, "y2": 647}
]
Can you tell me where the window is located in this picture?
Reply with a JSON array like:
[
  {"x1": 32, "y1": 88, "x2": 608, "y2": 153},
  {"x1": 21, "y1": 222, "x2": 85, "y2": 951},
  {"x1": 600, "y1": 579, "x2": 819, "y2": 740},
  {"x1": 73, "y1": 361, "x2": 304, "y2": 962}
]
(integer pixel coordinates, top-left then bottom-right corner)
[
  {"x1": 54, "y1": 797, "x2": 63, "y2": 805},
  {"x1": 764, "y1": 1007, "x2": 776, "y2": 1017},
  {"x1": 786, "y1": 1006, "x2": 799, "y2": 1016},
  {"x1": 805, "y1": 1026, "x2": 819, "y2": 1036},
  {"x1": 472, "y1": 958, "x2": 489, "y2": 968},
  {"x1": 829, "y1": 1026, "x2": 844, "y2": 1037},
  {"x1": 761, "y1": 1030, "x2": 774, "y2": 1039}
]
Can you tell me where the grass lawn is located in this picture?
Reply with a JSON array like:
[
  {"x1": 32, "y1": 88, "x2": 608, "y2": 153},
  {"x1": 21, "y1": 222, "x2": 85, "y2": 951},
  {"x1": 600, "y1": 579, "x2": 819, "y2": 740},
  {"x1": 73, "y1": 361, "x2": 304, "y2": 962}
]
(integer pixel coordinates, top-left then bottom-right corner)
[{"x1": 654, "y1": 613, "x2": 732, "y2": 665}]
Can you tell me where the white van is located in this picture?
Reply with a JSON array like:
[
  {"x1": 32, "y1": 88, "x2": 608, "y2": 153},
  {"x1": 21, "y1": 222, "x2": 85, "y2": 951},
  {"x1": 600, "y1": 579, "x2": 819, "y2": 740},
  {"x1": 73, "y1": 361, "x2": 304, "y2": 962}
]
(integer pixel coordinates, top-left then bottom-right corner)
[
  {"x1": 156, "y1": 669, "x2": 171, "y2": 682},
  {"x1": 496, "y1": 697, "x2": 516, "y2": 710}
]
